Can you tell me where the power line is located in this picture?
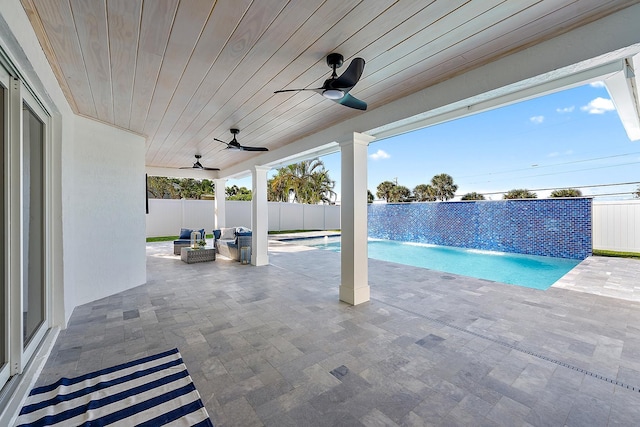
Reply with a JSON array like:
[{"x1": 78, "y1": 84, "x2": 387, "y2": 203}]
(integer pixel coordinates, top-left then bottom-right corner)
[
  {"x1": 589, "y1": 192, "x2": 639, "y2": 197},
  {"x1": 467, "y1": 161, "x2": 640, "y2": 184},
  {"x1": 474, "y1": 181, "x2": 640, "y2": 196},
  {"x1": 464, "y1": 181, "x2": 640, "y2": 197},
  {"x1": 458, "y1": 151, "x2": 640, "y2": 180}
]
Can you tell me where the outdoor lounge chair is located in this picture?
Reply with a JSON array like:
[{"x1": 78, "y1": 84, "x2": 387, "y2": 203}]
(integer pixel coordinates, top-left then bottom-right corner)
[
  {"x1": 173, "y1": 228, "x2": 205, "y2": 255},
  {"x1": 213, "y1": 227, "x2": 252, "y2": 261}
]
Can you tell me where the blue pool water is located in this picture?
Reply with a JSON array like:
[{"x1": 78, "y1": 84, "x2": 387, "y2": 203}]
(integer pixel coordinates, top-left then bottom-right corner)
[{"x1": 296, "y1": 237, "x2": 581, "y2": 290}]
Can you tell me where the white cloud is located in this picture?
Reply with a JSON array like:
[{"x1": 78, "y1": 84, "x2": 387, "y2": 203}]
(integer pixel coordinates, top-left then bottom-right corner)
[
  {"x1": 529, "y1": 115, "x2": 544, "y2": 124},
  {"x1": 548, "y1": 149, "x2": 573, "y2": 158},
  {"x1": 556, "y1": 106, "x2": 575, "y2": 113},
  {"x1": 590, "y1": 81, "x2": 605, "y2": 88},
  {"x1": 369, "y1": 149, "x2": 390, "y2": 160},
  {"x1": 581, "y1": 97, "x2": 615, "y2": 114}
]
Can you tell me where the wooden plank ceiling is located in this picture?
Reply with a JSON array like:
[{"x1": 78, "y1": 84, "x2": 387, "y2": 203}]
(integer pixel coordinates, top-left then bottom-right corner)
[{"x1": 20, "y1": 0, "x2": 637, "y2": 172}]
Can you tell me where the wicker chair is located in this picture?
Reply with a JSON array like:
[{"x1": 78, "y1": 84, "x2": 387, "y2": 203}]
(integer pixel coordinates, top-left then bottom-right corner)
[
  {"x1": 214, "y1": 227, "x2": 252, "y2": 261},
  {"x1": 173, "y1": 228, "x2": 205, "y2": 255}
]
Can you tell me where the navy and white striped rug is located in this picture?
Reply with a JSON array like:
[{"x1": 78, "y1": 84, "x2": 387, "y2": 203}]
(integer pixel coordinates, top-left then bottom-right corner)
[{"x1": 16, "y1": 348, "x2": 213, "y2": 426}]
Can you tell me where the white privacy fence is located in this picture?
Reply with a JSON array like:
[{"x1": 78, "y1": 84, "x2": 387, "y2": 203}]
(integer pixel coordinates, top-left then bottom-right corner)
[
  {"x1": 146, "y1": 199, "x2": 340, "y2": 237},
  {"x1": 147, "y1": 199, "x2": 640, "y2": 252},
  {"x1": 592, "y1": 200, "x2": 640, "y2": 252}
]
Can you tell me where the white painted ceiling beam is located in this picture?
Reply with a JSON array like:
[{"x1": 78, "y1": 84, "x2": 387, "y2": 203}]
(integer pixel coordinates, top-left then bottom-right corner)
[
  {"x1": 604, "y1": 56, "x2": 640, "y2": 141},
  {"x1": 145, "y1": 166, "x2": 218, "y2": 179}
]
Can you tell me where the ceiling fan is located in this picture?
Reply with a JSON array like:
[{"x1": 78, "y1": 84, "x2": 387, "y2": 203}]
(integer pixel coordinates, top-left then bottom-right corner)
[
  {"x1": 180, "y1": 154, "x2": 219, "y2": 171},
  {"x1": 274, "y1": 53, "x2": 367, "y2": 110},
  {"x1": 214, "y1": 128, "x2": 268, "y2": 152}
]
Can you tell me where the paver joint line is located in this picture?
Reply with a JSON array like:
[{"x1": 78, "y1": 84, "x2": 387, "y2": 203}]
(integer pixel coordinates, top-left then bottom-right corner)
[{"x1": 373, "y1": 297, "x2": 640, "y2": 394}]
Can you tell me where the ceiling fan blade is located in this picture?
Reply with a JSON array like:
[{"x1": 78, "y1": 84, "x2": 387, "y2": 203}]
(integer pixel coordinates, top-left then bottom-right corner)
[
  {"x1": 239, "y1": 145, "x2": 269, "y2": 152},
  {"x1": 334, "y1": 93, "x2": 367, "y2": 110},
  {"x1": 213, "y1": 137, "x2": 230, "y2": 146},
  {"x1": 274, "y1": 87, "x2": 323, "y2": 94},
  {"x1": 181, "y1": 155, "x2": 219, "y2": 170},
  {"x1": 332, "y1": 57, "x2": 365, "y2": 90}
]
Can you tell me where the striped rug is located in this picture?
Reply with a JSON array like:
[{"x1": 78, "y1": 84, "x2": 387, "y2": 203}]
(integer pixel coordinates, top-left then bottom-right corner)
[{"x1": 16, "y1": 348, "x2": 213, "y2": 426}]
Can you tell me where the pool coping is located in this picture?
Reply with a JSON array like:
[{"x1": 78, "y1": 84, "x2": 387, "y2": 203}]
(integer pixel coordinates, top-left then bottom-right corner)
[{"x1": 267, "y1": 232, "x2": 640, "y2": 303}]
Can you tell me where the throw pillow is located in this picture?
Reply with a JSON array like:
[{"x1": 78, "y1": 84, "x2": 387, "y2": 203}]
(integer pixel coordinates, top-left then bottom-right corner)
[
  {"x1": 179, "y1": 228, "x2": 192, "y2": 239},
  {"x1": 220, "y1": 227, "x2": 235, "y2": 240}
]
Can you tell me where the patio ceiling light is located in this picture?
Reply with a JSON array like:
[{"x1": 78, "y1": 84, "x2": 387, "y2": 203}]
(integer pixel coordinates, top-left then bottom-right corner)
[{"x1": 322, "y1": 88, "x2": 345, "y2": 99}]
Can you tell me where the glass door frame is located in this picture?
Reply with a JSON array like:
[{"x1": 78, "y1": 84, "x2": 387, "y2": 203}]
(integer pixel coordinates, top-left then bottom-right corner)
[
  {"x1": 0, "y1": 56, "x2": 9, "y2": 391},
  {"x1": 17, "y1": 87, "x2": 50, "y2": 371},
  {"x1": 1, "y1": 67, "x2": 51, "y2": 390}
]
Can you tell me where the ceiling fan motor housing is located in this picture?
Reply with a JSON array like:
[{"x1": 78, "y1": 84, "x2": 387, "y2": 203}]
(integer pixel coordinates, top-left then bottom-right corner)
[{"x1": 326, "y1": 53, "x2": 344, "y2": 69}]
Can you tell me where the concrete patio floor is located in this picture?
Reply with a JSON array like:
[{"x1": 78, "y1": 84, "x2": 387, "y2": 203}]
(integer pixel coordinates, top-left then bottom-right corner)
[{"x1": 35, "y1": 240, "x2": 640, "y2": 426}]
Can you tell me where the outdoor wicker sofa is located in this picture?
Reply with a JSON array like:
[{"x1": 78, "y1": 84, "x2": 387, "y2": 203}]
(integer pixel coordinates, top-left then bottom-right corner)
[{"x1": 214, "y1": 227, "x2": 252, "y2": 261}]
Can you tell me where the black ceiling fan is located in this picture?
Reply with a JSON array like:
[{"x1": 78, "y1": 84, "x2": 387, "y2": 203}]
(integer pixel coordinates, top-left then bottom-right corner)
[
  {"x1": 214, "y1": 128, "x2": 268, "y2": 152},
  {"x1": 274, "y1": 53, "x2": 366, "y2": 110},
  {"x1": 180, "y1": 154, "x2": 219, "y2": 171}
]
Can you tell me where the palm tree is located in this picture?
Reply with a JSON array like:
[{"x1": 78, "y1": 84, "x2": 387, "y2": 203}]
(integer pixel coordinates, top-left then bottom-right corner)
[
  {"x1": 430, "y1": 173, "x2": 458, "y2": 201},
  {"x1": 413, "y1": 184, "x2": 436, "y2": 201},
  {"x1": 461, "y1": 192, "x2": 485, "y2": 200},
  {"x1": 376, "y1": 181, "x2": 397, "y2": 202},
  {"x1": 550, "y1": 188, "x2": 582, "y2": 197},
  {"x1": 392, "y1": 185, "x2": 412, "y2": 202},
  {"x1": 503, "y1": 189, "x2": 537, "y2": 199},
  {"x1": 268, "y1": 159, "x2": 335, "y2": 204},
  {"x1": 268, "y1": 169, "x2": 293, "y2": 202}
]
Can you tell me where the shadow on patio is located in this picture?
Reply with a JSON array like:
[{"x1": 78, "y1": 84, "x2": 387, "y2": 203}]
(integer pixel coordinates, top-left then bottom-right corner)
[{"x1": 36, "y1": 241, "x2": 640, "y2": 426}]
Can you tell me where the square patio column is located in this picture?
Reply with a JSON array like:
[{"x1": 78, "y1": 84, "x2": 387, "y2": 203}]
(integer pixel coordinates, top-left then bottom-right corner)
[
  {"x1": 251, "y1": 165, "x2": 270, "y2": 266},
  {"x1": 214, "y1": 178, "x2": 227, "y2": 229},
  {"x1": 340, "y1": 132, "x2": 375, "y2": 305}
]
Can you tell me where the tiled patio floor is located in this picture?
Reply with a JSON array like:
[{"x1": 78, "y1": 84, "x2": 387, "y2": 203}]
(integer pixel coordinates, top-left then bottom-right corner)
[{"x1": 36, "y1": 241, "x2": 640, "y2": 426}]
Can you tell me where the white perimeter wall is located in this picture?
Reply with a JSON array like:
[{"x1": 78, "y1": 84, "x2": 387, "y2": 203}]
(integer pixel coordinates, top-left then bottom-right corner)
[
  {"x1": 146, "y1": 199, "x2": 340, "y2": 237},
  {"x1": 64, "y1": 116, "x2": 146, "y2": 322},
  {"x1": 593, "y1": 200, "x2": 640, "y2": 252}
]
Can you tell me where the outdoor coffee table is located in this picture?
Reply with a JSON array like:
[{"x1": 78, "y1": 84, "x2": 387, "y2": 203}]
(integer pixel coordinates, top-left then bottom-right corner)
[{"x1": 180, "y1": 247, "x2": 215, "y2": 264}]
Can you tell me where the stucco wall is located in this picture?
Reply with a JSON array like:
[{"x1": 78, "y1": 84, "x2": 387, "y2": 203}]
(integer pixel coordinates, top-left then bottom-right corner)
[
  {"x1": 2, "y1": 1, "x2": 148, "y2": 324},
  {"x1": 368, "y1": 199, "x2": 592, "y2": 259},
  {"x1": 65, "y1": 116, "x2": 146, "y2": 316}
]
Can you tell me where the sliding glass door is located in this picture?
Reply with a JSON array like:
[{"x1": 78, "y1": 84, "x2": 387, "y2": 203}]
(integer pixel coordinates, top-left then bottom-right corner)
[
  {"x1": 0, "y1": 63, "x2": 50, "y2": 392},
  {"x1": 22, "y1": 102, "x2": 45, "y2": 348},
  {"x1": 18, "y1": 88, "x2": 49, "y2": 370}
]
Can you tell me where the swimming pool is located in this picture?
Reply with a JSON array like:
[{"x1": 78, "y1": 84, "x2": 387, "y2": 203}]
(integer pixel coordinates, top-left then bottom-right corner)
[{"x1": 294, "y1": 237, "x2": 581, "y2": 290}]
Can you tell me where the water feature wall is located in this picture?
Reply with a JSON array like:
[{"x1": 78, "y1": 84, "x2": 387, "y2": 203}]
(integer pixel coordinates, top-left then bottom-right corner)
[{"x1": 368, "y1": 198, "x2": 592, "y2": 259}]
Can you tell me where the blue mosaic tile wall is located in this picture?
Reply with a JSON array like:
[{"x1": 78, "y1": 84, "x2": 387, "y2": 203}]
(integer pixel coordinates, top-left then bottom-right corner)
[{"x1": 368, "y1": 198, "x2": 592, "y2": 259}]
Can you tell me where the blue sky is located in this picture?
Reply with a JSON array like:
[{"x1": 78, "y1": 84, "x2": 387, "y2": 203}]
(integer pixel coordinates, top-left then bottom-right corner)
[{"x1": 230, "y1": 82, "x2": 640, "y2": 201}]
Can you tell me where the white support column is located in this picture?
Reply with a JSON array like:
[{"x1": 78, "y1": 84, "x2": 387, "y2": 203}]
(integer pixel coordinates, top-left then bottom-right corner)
[
  {"x1": 214, "y1": 178, "x2": 227, "y2": 229},
  {"x1": 251, "y1": 166, "x2": 270, "y2": 266},
  {"x1": 339, "y1": 132, "x2": 375, "y2": 305}
]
